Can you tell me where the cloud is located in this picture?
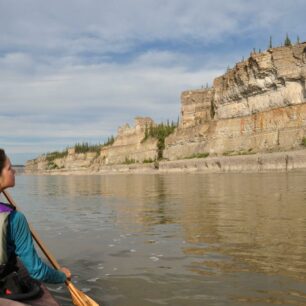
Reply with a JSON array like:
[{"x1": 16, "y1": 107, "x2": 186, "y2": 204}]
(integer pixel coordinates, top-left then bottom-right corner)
[
  {"x1": 0, "y1": 49, "x2": 221, "y2": 116},
  {"x1": 1, "y1": 0, "x2": 303, "y2": 55}
]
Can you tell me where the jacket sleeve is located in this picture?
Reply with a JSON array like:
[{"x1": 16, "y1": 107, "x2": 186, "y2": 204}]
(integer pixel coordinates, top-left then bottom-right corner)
[{"x1": 9, "y1": 211, "x2": 67, "y2": 283}]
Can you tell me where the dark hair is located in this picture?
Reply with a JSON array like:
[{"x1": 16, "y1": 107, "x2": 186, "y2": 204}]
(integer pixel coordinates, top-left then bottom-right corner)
[{"x1": 0, "y1": 149, "x2": 7, "y2": 175}]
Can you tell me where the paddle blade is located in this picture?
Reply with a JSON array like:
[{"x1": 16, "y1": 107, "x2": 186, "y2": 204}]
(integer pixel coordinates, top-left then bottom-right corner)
[{"x1": 67, "y1": 282, "x2": 99, "y2": 306}]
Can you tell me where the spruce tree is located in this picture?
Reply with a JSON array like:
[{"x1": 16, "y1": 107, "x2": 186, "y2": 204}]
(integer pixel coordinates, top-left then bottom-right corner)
[
  {"x1": 284, "y1": 33, "x2": 292, "y2": 46},
  {"x1": 269, "y1": 36, "x2": 272, "y2": 49}
]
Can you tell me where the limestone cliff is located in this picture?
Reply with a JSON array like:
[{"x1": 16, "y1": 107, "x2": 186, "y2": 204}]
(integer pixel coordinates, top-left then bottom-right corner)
[
  {"x1": 100, "y1": 117, "x2": 158, "y2": 165},
  {"x1": 25, "y1": 117, "x2": 158, "y2": 173},
  {"x1": 25, "y1": 148, "x2": 99, "y2": 173},
  {"x1": 26, "y1": 42, "x2": 306, "y2": 173},
  {"x1": 213, "y1": 44, "x2": 306, "y2": 119},
  {"x1": 164, "y1": 42, "x2": 306, "y2": 160}
]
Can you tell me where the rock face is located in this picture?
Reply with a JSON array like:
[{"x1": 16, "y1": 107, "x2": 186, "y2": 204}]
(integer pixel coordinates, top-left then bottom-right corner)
[
  {"x1": 25, "y1": 149, "x2": 99, "y2": 174},
  {"x1": 213, "y1": 44, "x2": 306, "y2": 119},
  {"x1": 25, "y1": 117, "x2": 158, "y2": 173},
  {"x1": 159, "y1": 150, "x2": 306, "y2": 173},
  {"x1": 181, "y1": 88, "x2": 214, "y2": 128},
  {"x1": 100, "y1": 117, "x2": 158, "y2": 165},
  {"x1": 26, "y1": 43, "x2": 306, "y2": 173},
  {"x1": 26, "y1": 156, "x2": 49, "y2": 173},
  {"x1": 164, "y1": 43, "x2": 306, "y2": 160}
]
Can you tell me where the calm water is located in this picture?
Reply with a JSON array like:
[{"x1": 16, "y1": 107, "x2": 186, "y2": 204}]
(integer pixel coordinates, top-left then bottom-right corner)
[{"x1": 3, "y1": 172, "x2": 306, "y2": 306}]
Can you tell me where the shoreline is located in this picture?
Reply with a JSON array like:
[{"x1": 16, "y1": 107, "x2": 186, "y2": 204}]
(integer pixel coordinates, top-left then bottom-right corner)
[{"x1": 24, "y1": 149, "x2": 306, "y2": 175}]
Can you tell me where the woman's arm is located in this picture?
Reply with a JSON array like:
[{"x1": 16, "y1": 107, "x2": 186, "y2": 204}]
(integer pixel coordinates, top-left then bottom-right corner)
[{"x1": 9, "y1": 211, "x2": 67, "y2": 283}]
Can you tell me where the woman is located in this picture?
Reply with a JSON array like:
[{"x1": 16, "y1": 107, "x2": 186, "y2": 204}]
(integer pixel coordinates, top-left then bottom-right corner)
[{"x1": 0, "y1": 148, "x2": 71, "y2": 302}]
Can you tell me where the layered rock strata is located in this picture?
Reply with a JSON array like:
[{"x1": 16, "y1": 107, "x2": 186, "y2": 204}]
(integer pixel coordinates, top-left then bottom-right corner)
[
  {"x1": 26, "y1": 43, "x2": 306, "y2": 173},
  {"x1": 159, "y1": 149, "x2": 306, "y2": 173},
  {"x1": 25, "y1": 149, "x2": 306, "y2": 174},
  {"x1": 25, "y1": 117, "x2": 158, "y2": 173},
  {"x1": 164, "y1": 43, "x2": 306, "y2": 160},
  {"x1": 100, "y1": 117, "x2": 158, "y2": 165},
  {"x1": 25, "y1": 149, "x2": 98, "y2": 173}
]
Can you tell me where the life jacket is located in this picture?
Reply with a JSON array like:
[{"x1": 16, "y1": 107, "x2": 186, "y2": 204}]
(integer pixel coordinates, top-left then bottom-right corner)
[
  {"x1": 0, "y1": 202, "x2": 16, "y2": 278},
  {"x1": 0, "y1": 202, "x2": 41, "y2": 301}
]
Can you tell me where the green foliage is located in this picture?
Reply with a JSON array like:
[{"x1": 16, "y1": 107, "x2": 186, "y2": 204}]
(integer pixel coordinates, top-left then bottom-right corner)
[
  {"x1": 223, "y1": 149, "x2": 255, "y2": 156},
  {"x1": 284, "y1": 33, "x2": 292, "y2": 46},
  {"x1": 269, "y1": 36, "x2": 273, "y2": 49},
  {"x1": 45, "y1": 150, "x2": 68, "y2": 162},
  {"x1": 143, "y1": 158, "x2": 154, "y2": 163},
  {"x1": 123, "y1": 157, "x2": 137, "y2": 164},
  {"x1": 301, "y1": 137, "x2": 306, "y2": 146},
  {"x1": 142, "y1": 120, "x2": 178, "y2": 160},
  {"x1": 74, "y1": 136, "x2": 114, "y2": 154},
  {"x1": 249, "y1": 33, "x2": 302, "y2": 60},
  {"x1": 210, "y1": 100, "x2": 215, "y2": 119},
  {"x1": 103, "y1": 136, "x2": 115, "y2": 146},
  {"x1": 74, "y1": 142, "x2": 102, "y2": 154},
  {"x1": 184, "y1": 152, "x2": 209, "y2": 159},
  {"x1": 46, "y1": 161, "x2": 59, "y2": 170},
  {"x1": 45, "y1": 136, "x2": 115, "y2": 163}
]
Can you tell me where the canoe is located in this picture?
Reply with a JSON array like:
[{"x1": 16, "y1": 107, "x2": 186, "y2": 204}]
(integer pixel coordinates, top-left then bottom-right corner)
[{"x1": 0, "y1": 283, "x2": 60, "y2": 305}]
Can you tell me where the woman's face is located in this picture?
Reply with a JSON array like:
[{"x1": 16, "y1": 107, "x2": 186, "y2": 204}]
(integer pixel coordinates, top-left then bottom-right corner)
[{"x1": 0, "y1": 158, "x2": 15, "y2": 191}]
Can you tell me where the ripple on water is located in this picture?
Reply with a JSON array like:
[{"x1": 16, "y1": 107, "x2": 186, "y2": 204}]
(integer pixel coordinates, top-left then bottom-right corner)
[{"x1": 15, "y1": 172, "x2": 306, "y2": 305}]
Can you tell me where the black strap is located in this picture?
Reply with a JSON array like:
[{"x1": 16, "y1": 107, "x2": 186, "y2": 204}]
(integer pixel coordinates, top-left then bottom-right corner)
[{"x1": 0, "y1": 255, "x2": 18, "y2": 280}]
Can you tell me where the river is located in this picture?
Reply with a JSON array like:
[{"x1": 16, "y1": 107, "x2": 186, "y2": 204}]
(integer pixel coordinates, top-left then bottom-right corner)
[{"x1": 4, "y1": 172, "x2": 306, "y2": 305}]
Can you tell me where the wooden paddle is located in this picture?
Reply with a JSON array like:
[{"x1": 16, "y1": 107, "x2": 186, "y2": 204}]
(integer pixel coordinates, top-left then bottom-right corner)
[{"x1": 2, "y1": 190, "x2": 99, "y2": 306}]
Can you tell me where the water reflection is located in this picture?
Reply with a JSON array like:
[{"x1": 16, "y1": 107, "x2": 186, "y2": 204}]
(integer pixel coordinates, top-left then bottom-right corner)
[{"x1": 6, "y1": 172, "x2": 306, "y2": 305}]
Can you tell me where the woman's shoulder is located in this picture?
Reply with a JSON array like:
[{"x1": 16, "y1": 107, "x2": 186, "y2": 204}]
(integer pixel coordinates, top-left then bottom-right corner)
[
  {"x1": 8, "y1": 210, "x2": 30, "y2": 240},
  {"x1": 9, "y1": 210, "x2": 28, "y2": 226},
  {"x1": 10, "y1": 210, "x2": 25, "y2": 218}
]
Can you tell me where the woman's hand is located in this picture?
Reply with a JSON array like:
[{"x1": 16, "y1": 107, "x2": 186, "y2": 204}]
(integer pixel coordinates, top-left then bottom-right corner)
[{"x1": 60, "y1": 267, "x2": 72, "y2": 280}]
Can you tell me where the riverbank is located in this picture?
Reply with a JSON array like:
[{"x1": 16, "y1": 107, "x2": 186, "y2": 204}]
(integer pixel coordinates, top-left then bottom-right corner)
[{"x1": 24, "y1": 149, "x2": 306, "y2": 175}]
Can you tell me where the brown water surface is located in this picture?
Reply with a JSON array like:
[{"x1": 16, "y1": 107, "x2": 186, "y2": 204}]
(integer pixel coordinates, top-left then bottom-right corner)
[{"x1": 5, "y1": 172, "x2": 306, "y2": 305}]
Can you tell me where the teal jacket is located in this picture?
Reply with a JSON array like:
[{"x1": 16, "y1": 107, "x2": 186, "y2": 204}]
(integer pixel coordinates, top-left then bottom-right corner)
[{"x1": 7, "y1": 211, "x2": 66, "y2": 283}]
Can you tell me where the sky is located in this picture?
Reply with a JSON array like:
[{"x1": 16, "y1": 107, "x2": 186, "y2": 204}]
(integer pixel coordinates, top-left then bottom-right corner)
[{"x1": 0, "y1": 0, "x2": 305, "y2": 164}]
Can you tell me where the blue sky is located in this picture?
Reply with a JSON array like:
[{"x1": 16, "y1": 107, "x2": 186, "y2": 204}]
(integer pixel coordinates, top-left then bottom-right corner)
[{"x1": 0, "y1": 0, "x2": 305, "y2": 164}]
